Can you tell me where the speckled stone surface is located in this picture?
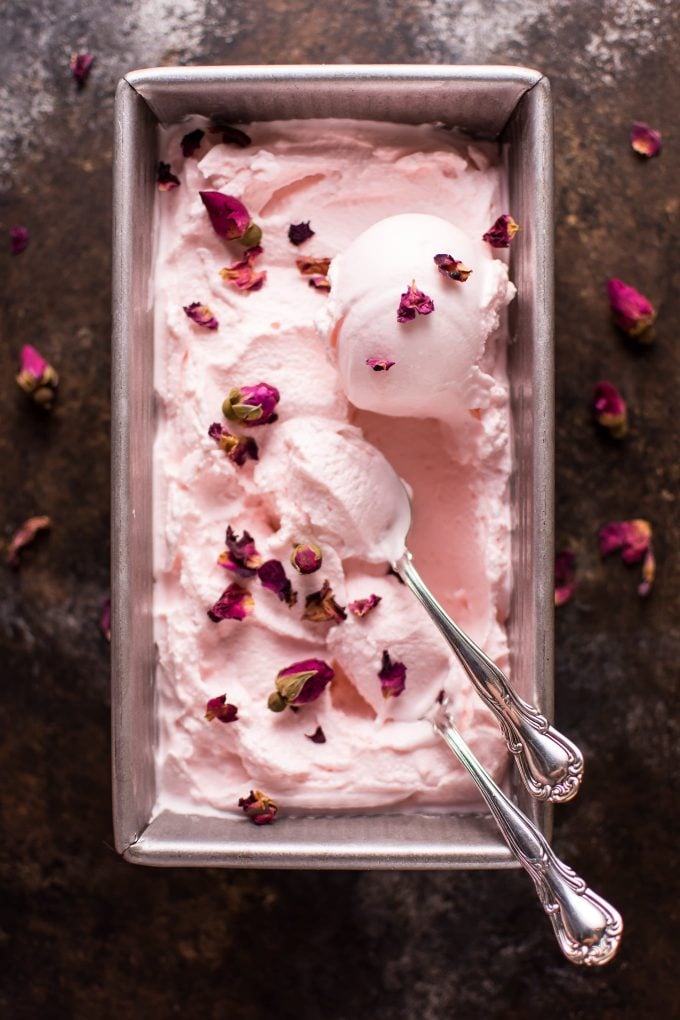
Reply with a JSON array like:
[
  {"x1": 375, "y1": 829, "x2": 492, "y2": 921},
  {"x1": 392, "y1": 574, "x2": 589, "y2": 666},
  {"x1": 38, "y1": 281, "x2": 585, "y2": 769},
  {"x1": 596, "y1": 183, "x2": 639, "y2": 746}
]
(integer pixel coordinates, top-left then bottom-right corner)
[{"x1": 1, "y1": 2, "x2": 679, "y2": 1017}]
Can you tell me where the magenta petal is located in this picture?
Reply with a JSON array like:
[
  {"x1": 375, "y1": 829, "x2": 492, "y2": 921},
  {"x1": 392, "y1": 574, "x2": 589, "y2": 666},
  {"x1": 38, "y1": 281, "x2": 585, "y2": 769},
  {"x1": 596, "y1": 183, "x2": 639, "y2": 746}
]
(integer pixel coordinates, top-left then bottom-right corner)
[
  {"x1": 599, "y1": 519, "x2": 655, "y2": 597},
  {"x1": 207, "y1": 583, "x2": 254, "y2": 621},
  {"x1": 606, "y1": 278, "x2": 656, "y2": 338},
  {"x1": 157, "y1": 162, "x2": 181, "y2": 191},
  {"x1": 348, "y1": 594, "x2": 382, "y2": 617},
  {"x1": 199, "y1": 190, "x2": 251, "y2": 240},
  {"x1": 20, "y1": 344, "x2": 47, "y2": 380},
  {"x1": 378, "y1": 649, "x2": 406, "y2": 699},
  {"x1": 181, "y1": 128, "x2": 205, "y2": 157},
  {"x1": 183, "y1": 302, "x2": 219, "y2": 329},
  {"x1": 10, "y1": 226, "x2": 29, "y2": 255},
  {"x1": 482, "y1": 214, "x2": 519, "y2": 248},
  {"x1": 366, "y1": 358, "x2": 395, "y2": 372},
  {"x1": 70, "y1": 52, "x2": 93, "y2": 87},
  {"x1": 278, "y1": 659, "x2": 334, "y2": 705},
  {"x1": 288, "y1": 221, "x2": 315, "y2": 246},
  {"x1": 630, "y1": 122, "x2": 661, "y2": 158},
  {"x1": 305, "y1": 725, "x2": 326, "y2": 744},
  {"x1": 205, "y1": 694, "x2": 239, "y2": 723},
  {"x1": 554, "y1": 551, "x2": 576, "y2": 607},
  {"x1": 258, "y1": 559, "x2": 297, "y2": 606},
  {"x1": 397, "y1": 282, "x2": 434, "y2": 323}
]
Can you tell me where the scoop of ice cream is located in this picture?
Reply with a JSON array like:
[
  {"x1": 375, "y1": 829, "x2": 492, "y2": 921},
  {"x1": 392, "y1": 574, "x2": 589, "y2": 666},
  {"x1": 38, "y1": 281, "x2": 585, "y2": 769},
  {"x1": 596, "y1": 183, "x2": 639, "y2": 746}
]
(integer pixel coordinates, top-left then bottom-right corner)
[
  {"x1": 254, "y1": 416, "x2": 410, "y2": 564},
  {"x1": 325, "y1": 213, "x2": 513, "y2": 423}
]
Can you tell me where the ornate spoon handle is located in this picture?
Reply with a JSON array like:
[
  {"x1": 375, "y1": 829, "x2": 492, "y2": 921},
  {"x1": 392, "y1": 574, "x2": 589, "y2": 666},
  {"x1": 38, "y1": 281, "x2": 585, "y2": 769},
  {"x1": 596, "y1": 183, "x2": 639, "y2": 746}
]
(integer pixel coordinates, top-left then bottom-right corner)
[
  {"x1": 433, "y1": 704, "x2": 622, "y2": 966},
  {"x1": 397, "y1": 551, "x2": 584, "y2": 803}
]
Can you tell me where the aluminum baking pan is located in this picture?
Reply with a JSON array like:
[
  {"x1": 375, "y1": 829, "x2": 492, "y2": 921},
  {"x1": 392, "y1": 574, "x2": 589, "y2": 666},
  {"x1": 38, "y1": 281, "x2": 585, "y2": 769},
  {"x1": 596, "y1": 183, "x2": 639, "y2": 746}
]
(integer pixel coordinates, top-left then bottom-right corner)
[{"x1": 112, "y1": 65, "x2": 554, "y2": 868}]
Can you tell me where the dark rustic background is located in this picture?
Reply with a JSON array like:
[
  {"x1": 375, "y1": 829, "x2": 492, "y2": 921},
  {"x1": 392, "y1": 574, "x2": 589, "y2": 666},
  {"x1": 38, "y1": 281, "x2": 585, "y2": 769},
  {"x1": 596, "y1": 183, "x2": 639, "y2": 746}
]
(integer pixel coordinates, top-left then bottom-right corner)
[{"x1": 1, "y1": 1, "x2": 678, "y2": 1017}]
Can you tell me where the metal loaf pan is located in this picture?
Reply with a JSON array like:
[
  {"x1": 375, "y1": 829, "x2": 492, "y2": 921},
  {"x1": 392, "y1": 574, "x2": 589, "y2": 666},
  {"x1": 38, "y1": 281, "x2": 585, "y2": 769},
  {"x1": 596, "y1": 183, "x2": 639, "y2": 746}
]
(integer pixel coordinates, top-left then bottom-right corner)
[{"x1": 112, "y1": 65, "x2": 554, "y2": 869}]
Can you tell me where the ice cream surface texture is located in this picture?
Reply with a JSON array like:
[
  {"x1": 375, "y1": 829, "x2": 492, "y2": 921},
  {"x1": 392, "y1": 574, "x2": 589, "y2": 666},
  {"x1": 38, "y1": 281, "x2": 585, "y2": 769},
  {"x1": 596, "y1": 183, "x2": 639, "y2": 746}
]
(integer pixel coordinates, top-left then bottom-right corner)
[{"x1": 152, "y1": 119, "x2": 514, "y2": 817}]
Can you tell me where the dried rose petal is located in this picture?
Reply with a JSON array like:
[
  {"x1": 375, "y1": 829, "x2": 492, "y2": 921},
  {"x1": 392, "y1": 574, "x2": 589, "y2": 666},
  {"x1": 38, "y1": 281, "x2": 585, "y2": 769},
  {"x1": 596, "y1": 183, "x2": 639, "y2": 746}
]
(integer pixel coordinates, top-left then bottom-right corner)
[
  {"x1": 289, "y1": 222, "x2": 315, "y2": 246},
  {"x1": 238, "y1": 789, "x2": 277, "y2": 825},
  {"x1": 222, "y1": 382, "x2": 279, "y2": 427},
  {"x1": 6, "y1": 515, "x2": 51, "y2": 568},
  {"x1": 296, "y1": 256, "x2": 332, "y2": 276},
  {"x1": 180, "y1": 128, "x2": 205, "y2": 158},
  {"x1": 100, "y1": 597, "x2": 111, "y2": 641},
  {"x1": 630, "y1": 122, "x2": 661, "y2": 158},
  {"x1": 594, "y1": 381, "x2": 628, "y2": 438},
  {"x1": 378, "y1": 649, "x2": 407, "y2": 699},
  {"x1": 366, "y1": 358, "x2": 395, "y2": 372},
  {"x1": 199, "y1": 190, "x2": 252, "y2": 241},
  {"x1": 607, "y1": 278, "x2": 656, "y2": 340},
  {"x1": 348, "y1": 594, "x2": 382, "y2": 618},
  {"x1": 397, "y1": 281, "x2": 434, "y2": 323},
  {"x1": 257, "y1": 559, "x2": 297, "y2": 606},
  {"x1": 205, "y1": 694, "x2": 239, "y2": 724},
  {"x1": 16, "y1": 344, "x2": 59, "y2": 409},
  {"x1": 599, "y1": 519, "x2": 655, "y2": 597},
  {"x1": 219, "y1": 245, "x2": 266, "y2": 292},
  {"x1": 306, "y1": 726, "x2": 326, "y2": 744},
  {"x1": 554, "y1": 551, "x2": 576, "y2": 607},
  {"x1": 208, "y1": 422, "x2": 259, "y2": 466},
  {"x1": 303, "y1": 580, "x2": 346, "y2": 624},
  {"x1": 308, "y1": 275, "x2": 331, "y2": 292},
  {"x1": 482, "y1": 214, "x2": 519, "y2": 248},
  {"x1": 70, "y1": 52, "x2": 93, "y2": 87},
  {"x1": 10, "y1": 226, "x2": 29, "y2": 255},
  {"x1": 267, "y1": 658, "x2": 334, "y2": 712},
  {"x1": 157, "y1": 162, "x2": 180, "y2": 191},
  {"x1": 434, "y1": 253, "x2": 472, "y2": 281},
  {"x1": 214, "y1": 124, "x2": 252, "y2": 148},
  {"x1": 217, "y1": 526, "x2": 262, "y2": 577},
  {"x1": 207, "y1": 583, "x2": 254, "y2": 621},
  {"x1": 290, "y1": 542, "x2": 322, "y2": 574},
  {"x1": 183, "y1": 302, "x2": 219, "y2": 329}
]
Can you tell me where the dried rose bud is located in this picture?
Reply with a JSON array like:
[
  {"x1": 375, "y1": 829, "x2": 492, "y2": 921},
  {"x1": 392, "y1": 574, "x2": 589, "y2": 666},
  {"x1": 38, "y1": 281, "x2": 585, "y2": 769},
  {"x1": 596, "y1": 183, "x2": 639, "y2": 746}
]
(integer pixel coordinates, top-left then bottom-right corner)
[
  {"x1": 630, "y1": 122, "x2": 661, "y2": 158},
  {"x1": 397, "y1": 281, "x2": 434, "y2": 323},
  {"x1": 348, "y1": 594, "x2": 382, "y2": 618},
  {"x1": 482, "y1": 214, "x2": 519, "y2": 248},
  {"x1": 303, "y1": 580, "x2": 347, "y2": 624},
  {"x1": 6, "y1": 515, "x2": 51, "y2": 568},
  {"x1": 70, "y1": 52, "x2": 93, "y2": 87},
  {"x1": 10, "y1": 226, "x2": 29, "y2": 255},
  {"x1": 207, "y1": 583, "x2": 254, "y2": 622},
  {"x1": 219, "y1": 245, "x2": 266, "y2": 291},
  {"x1": 593, "y1": 381, "x2": 628, "y2": 438},
  {"x1": 157, "y1": 162, "x2": 180, "y2": 191},
  {"x1": 199, "y1": 190, "x2": 253, "y2": 241},
  {"x1": 16, "y1": 344, "x2": 59, "y2": 409},
  {"x1": 599, "y1": 519, "x2": 655, "y2": 597},
  {"x1": 308, "y1": 275, "x2": 331, "y2": 292},
  {"x1": 100, "y1": 597, "x2": 111, "y2": 641},
  {"x1": 267, "y1": 658, "x2": 334, "y2": 712},
  {"x1": 181, "y1": 128, "x2": 204, "y2": 158},
  {"x1": 378, "y1": 649, "x2": 406, "y2": 699},
  {"x1": 217, "y1": 526, "x2": 262, "y2": 577},
  {"x1": 306, "y1": 726, "x2": 326, "y2": 744},
  {"x1": 288, "y1": 221, "x2": 315, "y2": 246},
  {"x1": 257, "y1": 559, "x2": 297, "y2": 606},
  {"x1": 366, "y1": 358, "x2": 395, "y2": 372},
  {"x1": 607, "y1": 278, "x2": 656, "y2": 340},
  {"x1": 434, "y1": 253, "x2": 472, "y2": 281},
  {"x1": 222, "y1": 382, "x2": 280, "y2": 427},
  {"x1": 296, "y1": 256, "x2": 332, "y2": 276},
  {"x1": 290, "y1": 542, "x2": 322, "y2": 574},
  {"x1": 183, "y1": 302, "x2": 219, "y2": 329},
  {"x1": 238, "y1": 789, "x2": 277, "y2": 824},
  {"x1": 554, "y1": 551, "x2": 576, "y2": 607},
  {"x1": 208, "y1": 423, "x2": 259, "y2": 466},
  {"x1": 205, "y1": 694, "x2": 239, "y2": 724}
]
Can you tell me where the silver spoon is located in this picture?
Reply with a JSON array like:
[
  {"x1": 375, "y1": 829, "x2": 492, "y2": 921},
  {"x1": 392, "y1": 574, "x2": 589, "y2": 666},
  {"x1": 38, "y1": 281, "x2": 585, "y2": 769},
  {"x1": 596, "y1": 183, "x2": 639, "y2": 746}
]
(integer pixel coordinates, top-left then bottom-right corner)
[
  {"x1": 391, "y1": 495, "x2": 584, "y2": 804},
  {"x1": 430, "y1": 696, "x2": 622, "y2": 966}
]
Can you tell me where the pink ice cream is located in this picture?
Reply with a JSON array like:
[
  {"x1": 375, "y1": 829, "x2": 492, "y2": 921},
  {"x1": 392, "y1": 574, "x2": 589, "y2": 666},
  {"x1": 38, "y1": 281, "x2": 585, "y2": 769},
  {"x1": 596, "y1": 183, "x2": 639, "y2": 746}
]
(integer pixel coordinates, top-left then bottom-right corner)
[{"x1": 152, "y1": 119, "x2": 513, "y2": 818}]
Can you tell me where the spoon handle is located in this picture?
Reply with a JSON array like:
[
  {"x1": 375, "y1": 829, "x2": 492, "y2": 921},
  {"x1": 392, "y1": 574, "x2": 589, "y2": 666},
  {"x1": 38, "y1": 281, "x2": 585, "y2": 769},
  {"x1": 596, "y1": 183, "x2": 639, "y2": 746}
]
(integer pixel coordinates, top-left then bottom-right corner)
[
  {"x1": 433, "y1": 705, "x2": 622, "y2": 966},
  {"x1": 397, "y1": 552, "x2": 584, "y2": 803}
]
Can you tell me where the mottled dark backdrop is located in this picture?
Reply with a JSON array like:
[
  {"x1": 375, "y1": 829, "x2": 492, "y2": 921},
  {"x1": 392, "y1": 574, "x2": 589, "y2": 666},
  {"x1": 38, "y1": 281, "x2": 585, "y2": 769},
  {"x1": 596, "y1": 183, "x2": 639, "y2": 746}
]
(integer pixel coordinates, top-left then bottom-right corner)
[{"x1": 1, "y1": 1, "x2": 678, "y2": 1017}]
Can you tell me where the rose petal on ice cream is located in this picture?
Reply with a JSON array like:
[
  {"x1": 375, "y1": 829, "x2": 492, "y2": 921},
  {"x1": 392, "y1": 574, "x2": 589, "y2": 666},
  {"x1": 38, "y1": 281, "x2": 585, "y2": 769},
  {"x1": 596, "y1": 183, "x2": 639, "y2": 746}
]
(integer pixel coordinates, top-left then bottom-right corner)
[
  {"x1": 70, "y1": 52, "x2": 93, "y2": 87},
  {"x1": 366, "y1": 358, "x2": 395, "y2": 372},
  {"x1": 482, "y1": 214, "x2": 519, "y2": 248},
  {"x1": 554, "y1": 551, "x2": 576, "y2": 607},
  {"x1": 288, "y1": 221, "x2": 315, "y2": 246},
  {"x1": 100, "y1": 597, "x2": 111, "y2": 641},
  {"x1": 16, "y1": 345, "x2": 59, "y2": 409},
  {"x1": 434, "y1": 253, "x2": 472, "y2": 281},
  {"x1": 305, "y1": 725, "x2": 326, "y2": 744},
  {"x1": 200, "y1": 190, "x2": 251, "y2": 240},
  {"x1": 607, "y1": 278, "x2": 656, "y2": 340},
  {"x1": 219, "y1": 245, "x2": 266, "y2": 291},
  {"x1": 6, "y1": 515, "x2": 51, "y2": 568},
  {"x1": 222, "y1": 382, "x2": 280, "y2": 426},
  {"x1": 183, "y1": 302, "x2": 219, "y2": 329},
  {"x1": 308, "y1": 275, "x2": 331, "y2": 292},
  {"x1": 180, "y1": 128, "x2": 204, "y2": 158},
  {"x1": 205, "y1": 694, "x2": 239, "y2": 723},
  {"x1": 217, "y1": 526, "x2": 262, "y2": 577},
  {"x1": 378, "y1": 649, "x2": 406, "y2": 699},
  {"x1": 296, "y1": 256, "x2": 332, "y2": 276},
  {"x1": 599, "y1": 519, "x2": 655, "y2": 596},
  {"x1": 630, "y1": 122, "x2": 661, "y2": 158},
  {"x1": 212, "y1": 124, "x2": 252, "y2": 148},
  {"x1": 207, "y1": 583, "x2": 254, "y2": 622},
  {"x1": 257, "y1": 559, "x2": 297, "y2": 606},
  {"x1": 207, "y1": 423, "x2": 259, "y2": 466},
  {"x1": 268, "y1": 658, "x2": 334, "y2": 712},
  {"x1": 303, "y1": 580, "x2": 347, "y2": 624},
  {"x1": 348, "y1": 594, "x2": 382, "y2": 618},
  {"x1": 397, "y1": 281, "x2": 435, "y2": 323},
  {"x1": 10, "y1": 226, "x2": 29, "y2": 255},
  {"x1": 290, "y1": 542, "x2": 323, "y2": 574},
  {"x1": 157, "y1": 162, "x2": 181, "y2": 191},
  {"x1": 238, "y1": 789, "x2": 277, "y2": 824},
  {"x1": 594, "y1": 381, "x2": 628, "y2": 438}
]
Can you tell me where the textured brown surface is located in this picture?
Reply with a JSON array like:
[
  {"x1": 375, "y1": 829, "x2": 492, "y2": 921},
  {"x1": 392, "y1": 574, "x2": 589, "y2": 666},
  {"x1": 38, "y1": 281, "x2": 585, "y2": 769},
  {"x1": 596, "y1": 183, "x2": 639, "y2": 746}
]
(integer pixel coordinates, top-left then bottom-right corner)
[{"x1": 1, "y1": 2, "x2": 679, "y2": 1017}]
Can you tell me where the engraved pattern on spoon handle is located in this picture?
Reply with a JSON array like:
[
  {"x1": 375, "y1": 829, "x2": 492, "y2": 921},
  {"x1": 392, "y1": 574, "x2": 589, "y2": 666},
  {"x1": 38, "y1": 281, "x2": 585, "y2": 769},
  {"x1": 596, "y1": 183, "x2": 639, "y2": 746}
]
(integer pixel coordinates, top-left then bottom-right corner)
[
  {"x1": 398, "y1": 552, "x2": 584, "y2": 803},
  {"x1": 433, "y1": 708, "x2": 623, "y2": 966}
]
